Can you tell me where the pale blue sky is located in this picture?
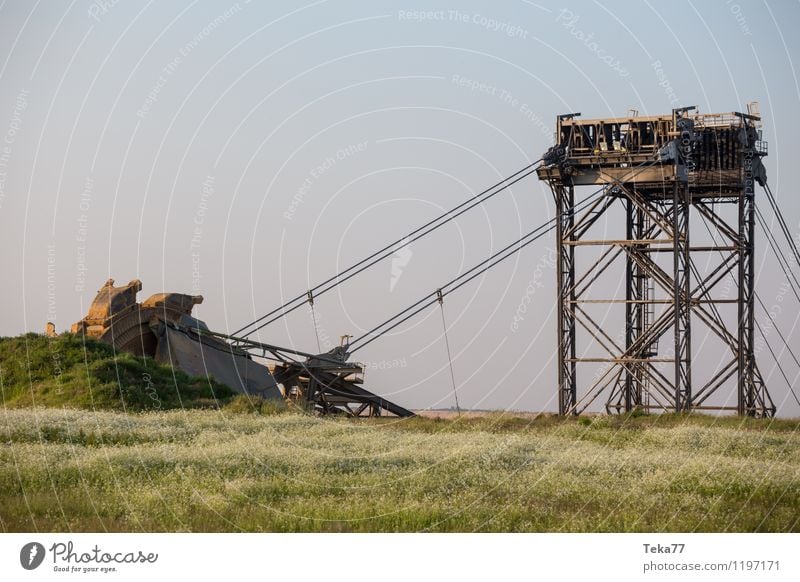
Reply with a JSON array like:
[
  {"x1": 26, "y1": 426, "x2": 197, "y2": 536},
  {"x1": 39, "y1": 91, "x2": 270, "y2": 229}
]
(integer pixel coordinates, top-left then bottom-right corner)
[{"x1": 1, "y1": 0, "x2": 798, "y2": 415}]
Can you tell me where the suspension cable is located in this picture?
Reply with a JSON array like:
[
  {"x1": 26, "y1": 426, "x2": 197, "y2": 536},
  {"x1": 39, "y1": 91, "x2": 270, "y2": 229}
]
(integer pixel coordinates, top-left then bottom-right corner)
[
  {"x1": 754, "y1": 293, "x2": 800, "y2": 371},
  {"x1": 234, "y1": 160, "x2": 543, "y2": 337},
  {"x1": 754, "y1": 318, "x2": 800, "y2": 407},
  {"x1": 762, "y1": 182, "x2": 800, "y2": 269},
  {"x1": 755, "y1": 206, "x2": 800, "y2": 303},
  {"x1": 307, "y1": 290, "x2": 322, "y2": 352},
  {"x1": 437, "y1": 289, "x2": 461, "y2": 416},
  {"x1": 349, "y1": 187, "x2": 605, "y2": 353}
]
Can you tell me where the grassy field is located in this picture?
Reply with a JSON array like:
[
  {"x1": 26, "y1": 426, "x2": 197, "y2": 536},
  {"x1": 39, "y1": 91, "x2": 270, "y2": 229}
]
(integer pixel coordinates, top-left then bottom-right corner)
[{"x1": 0, "y1": 407, "x2": 797, "y2": 532}]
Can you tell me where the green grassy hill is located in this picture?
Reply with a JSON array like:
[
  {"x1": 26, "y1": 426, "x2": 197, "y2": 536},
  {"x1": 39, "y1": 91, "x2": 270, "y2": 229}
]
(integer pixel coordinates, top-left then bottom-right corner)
[{"x1": 0, "y1": 333, "x2": 235, "y2": 410}]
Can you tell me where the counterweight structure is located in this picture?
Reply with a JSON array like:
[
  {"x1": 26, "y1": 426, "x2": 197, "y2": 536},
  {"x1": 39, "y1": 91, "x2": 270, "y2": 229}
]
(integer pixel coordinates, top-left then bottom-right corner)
[{"x1": 537, "y1": 106, "x2": 775, "y2": 416}]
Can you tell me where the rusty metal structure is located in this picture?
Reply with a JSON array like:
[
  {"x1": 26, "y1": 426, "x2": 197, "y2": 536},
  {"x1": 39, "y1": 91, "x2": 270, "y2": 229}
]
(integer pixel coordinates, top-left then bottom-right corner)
[
  {"x1": 70, "y1": 279, "x2": 413, "y2": 417},
  {"x1": 537, "y1": 106, "x2": 775, "y2": 416},
  {"x1": 206, "y1": 330, "x2": 415, "y2": 417}
]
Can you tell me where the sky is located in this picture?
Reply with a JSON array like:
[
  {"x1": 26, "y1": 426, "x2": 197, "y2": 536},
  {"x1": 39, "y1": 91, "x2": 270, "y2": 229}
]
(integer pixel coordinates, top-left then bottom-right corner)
[{"x1": 0, "y1": 0, "x2": 798, "y2": 416}]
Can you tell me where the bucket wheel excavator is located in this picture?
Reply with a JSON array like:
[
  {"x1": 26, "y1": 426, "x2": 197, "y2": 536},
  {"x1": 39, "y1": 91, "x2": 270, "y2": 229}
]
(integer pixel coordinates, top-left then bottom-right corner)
[{"x1": 69, "y1": 278, "x2": 414, "y2": 417}]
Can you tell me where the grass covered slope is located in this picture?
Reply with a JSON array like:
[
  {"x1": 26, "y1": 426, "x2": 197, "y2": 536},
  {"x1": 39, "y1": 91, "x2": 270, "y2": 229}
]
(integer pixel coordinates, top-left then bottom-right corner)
[
  {"x1": 0, "y1": 408, "x2": 797, "y2": 532},
  {"x1": 0, "y1": 333, "x2": 234, "y2": 410}
]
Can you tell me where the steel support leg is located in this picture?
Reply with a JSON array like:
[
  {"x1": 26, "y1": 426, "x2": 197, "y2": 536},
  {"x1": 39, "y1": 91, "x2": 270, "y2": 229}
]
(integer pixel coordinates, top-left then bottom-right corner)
[
  {"x1": 556, "y1": 183, "x2": 577, "y2": 414},
  {"x1": 673, "y1": 183, "x2": 692, "y2": 411},
  {"x1": 738, "y1": 135, "x2": 758, "y2": 416}
]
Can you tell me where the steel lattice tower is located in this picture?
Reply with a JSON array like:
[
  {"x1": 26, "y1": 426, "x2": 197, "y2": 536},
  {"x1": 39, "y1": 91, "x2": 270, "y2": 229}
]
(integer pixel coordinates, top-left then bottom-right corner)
[{"x1": 537, "y1": 106, "x2": 775, "y2": 417}]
